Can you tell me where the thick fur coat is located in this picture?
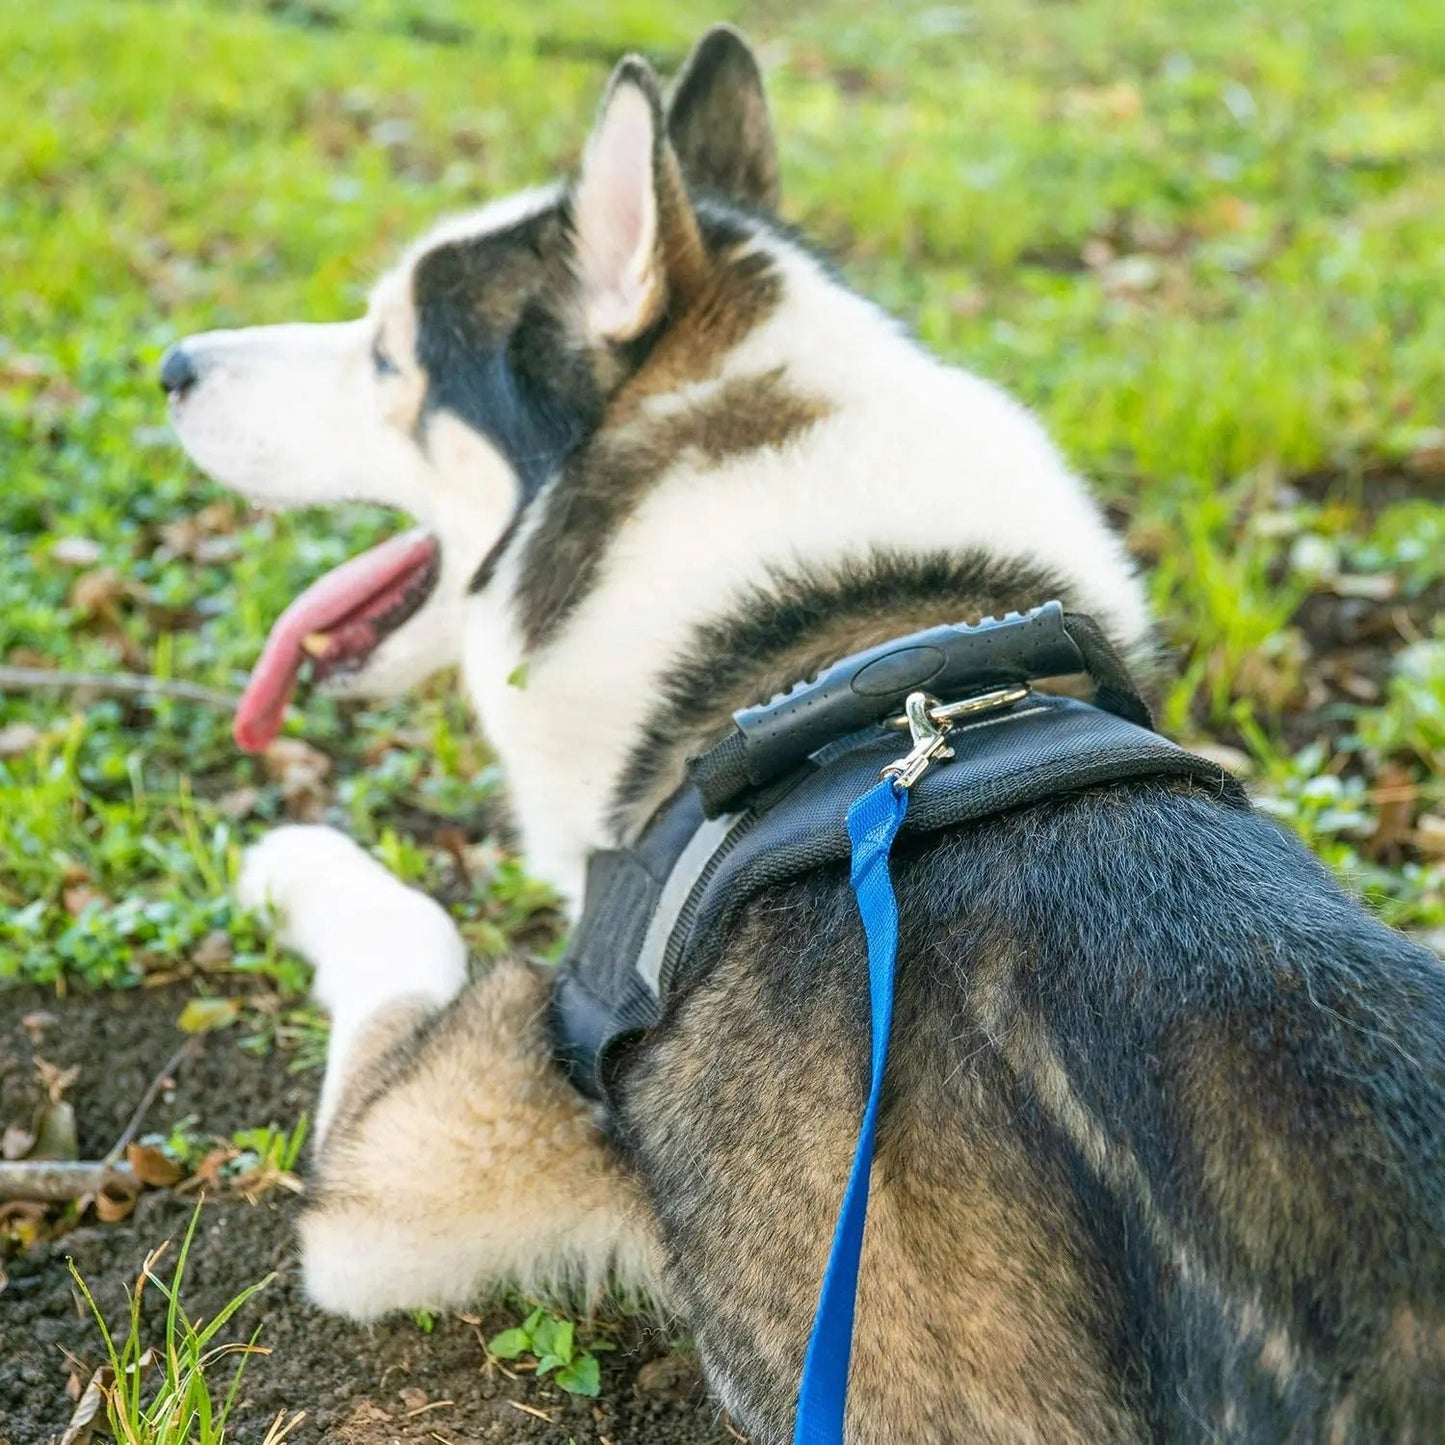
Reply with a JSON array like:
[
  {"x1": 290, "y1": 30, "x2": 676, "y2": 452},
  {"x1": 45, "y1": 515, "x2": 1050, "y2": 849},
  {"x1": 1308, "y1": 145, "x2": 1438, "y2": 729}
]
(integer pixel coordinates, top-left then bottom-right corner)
[{"x1": 164, "y1": 29, "x2": 1445, "y2": 1442}]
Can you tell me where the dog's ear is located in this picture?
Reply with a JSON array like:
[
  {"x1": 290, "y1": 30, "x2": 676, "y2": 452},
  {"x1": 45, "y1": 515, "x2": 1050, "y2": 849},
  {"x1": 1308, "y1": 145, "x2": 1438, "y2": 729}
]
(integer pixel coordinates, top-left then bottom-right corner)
[
  {"x1": 667, "y1": 26, "x2": 779, "y2": 212},
  {"x1": 571, "y1": 57, "x2": 705, "y2": 344}
]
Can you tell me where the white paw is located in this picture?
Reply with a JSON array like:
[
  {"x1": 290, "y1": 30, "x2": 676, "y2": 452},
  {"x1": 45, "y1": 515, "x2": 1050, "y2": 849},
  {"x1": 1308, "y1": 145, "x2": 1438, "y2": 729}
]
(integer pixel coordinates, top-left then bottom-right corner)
[
  {"x1": 238, "y1": 825, "x2": 467, "y2": 1022},
  {"x1": 237, "y1": 825, "x2": 380, "y2": 944}
]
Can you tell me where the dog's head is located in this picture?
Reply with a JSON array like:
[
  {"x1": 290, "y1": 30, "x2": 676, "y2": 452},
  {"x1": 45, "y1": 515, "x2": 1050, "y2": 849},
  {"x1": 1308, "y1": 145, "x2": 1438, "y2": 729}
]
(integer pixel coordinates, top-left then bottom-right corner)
[{"x1": 165, "y1": 27, "x2": 780, "y2": 751}]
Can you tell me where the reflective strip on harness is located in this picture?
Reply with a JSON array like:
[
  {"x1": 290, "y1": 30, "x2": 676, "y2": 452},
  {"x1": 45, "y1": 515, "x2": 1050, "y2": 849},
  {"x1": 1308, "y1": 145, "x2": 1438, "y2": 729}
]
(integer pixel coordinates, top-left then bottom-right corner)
[{"x1": 633, "y1": 811, "x2": 743, "y2": 996}]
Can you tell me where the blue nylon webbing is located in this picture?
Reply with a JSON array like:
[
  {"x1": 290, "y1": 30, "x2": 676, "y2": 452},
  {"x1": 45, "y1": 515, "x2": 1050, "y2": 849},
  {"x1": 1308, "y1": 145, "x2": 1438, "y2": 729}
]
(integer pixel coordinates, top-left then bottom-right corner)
[{"x1": 793, "y1": 777, "x2": 908, "y2": 1444}]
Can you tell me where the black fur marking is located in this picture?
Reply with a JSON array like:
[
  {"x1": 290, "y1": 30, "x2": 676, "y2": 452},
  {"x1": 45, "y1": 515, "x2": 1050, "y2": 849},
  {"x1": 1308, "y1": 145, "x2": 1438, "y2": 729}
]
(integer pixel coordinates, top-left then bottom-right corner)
[
  {"x1": 608, "y1": 550, "x2": 1082, "y2": 834},
  {"x1": 667, "y1": 25, "x2": 779, "y2": 211},
  {"x1": 411, "y1": 210, "x2": 603, "y2": 508}
]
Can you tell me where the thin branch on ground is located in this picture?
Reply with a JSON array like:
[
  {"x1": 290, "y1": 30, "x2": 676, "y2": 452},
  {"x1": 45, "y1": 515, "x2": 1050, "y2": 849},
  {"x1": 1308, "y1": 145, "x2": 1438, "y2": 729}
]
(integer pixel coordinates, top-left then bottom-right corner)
[
  {"x1": 102, "y1": 1036, "x2": 200, "y2": 1167},
  {"x1": 0, "y1": 666, "x2": 241, "y2": 711},
  {"x1": 0, "y1": 1159, "x2": 138, "y2": 1202}
]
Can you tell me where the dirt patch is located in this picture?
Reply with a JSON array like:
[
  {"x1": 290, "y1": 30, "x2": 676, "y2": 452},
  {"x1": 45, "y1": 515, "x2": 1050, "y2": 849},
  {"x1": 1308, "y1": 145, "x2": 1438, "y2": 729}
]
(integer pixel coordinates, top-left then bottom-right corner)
[{"x1": 0, "y1": 986, "x2": 734, "y2": 1445}]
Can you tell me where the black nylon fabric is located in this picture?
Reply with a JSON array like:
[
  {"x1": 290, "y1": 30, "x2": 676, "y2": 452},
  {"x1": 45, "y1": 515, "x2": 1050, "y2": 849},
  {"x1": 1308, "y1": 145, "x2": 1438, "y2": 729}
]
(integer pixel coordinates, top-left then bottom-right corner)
[
  {"x1": 550, "y1": 694, "x2": 1248, "y2": 1099},
  {"x1": 548, "y1": 787, "x2": 707, "y2": 1096}
]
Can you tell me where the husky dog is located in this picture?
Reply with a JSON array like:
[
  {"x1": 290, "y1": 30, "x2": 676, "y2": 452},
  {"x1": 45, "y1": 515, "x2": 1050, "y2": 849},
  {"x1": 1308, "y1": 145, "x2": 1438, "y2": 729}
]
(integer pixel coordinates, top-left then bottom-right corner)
[{"x1": 163, "y1": 27, "x2": 1445, "y2": 1442}]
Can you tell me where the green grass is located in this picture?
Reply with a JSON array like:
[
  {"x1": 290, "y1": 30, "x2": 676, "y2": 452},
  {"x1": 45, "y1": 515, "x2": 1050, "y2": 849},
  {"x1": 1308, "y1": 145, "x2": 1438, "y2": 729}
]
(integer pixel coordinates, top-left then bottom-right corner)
[
  {"x1": 2, "y1": 0, "x2": 1442, "y2": 1005},
  {"x1": 68, "y1": 1202, "x2": 287, "y2": 1443}
]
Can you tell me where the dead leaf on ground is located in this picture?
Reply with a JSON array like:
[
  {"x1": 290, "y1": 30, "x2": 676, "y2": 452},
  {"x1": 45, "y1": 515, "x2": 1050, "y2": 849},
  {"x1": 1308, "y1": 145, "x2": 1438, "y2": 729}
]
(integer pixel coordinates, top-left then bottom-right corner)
[
  {"x1": 263, "y1": 737, "x2": 333, "y2": 820},
  {"x1": 1405, "y1": 426, "x2": 1445, "y2": 477},
  {"x1": 1368, "y1": 768, "x2": 1419, "y2": 853},
  {"x1": 177, "y1": 996, "x2": 241, "y2": 1034},
  {"x1": 191, "y1": 929, "x2": 234, "y2": 970},
  {"x1": 0, "y1": 722, "x2": 41, "y2": 758},
  {"x1": 434, "y1": 828, "x2": 472, "y2": 882},
  {"x1": 125, "y1": 1142, "x2": 183, "y2": 1188},
  {"x1": 50, "y1": 537, "x2": 103, "y2": 567},
  {"x1": 181, "y1": 1145, "x2": 239, "y2": 1193},
  {"x1": 35, "y1": 1058, "x2": 81, "y2": 1105},
  {"x1": 21, "y1": 1010, "x2": 58, "y2": 1044},
  {"x1": 216, "y1": 785, "x2": 260, "y2": 820},
  {"x1": 68, "y1": 567, "x2": 136, "y2": 619},
  {"x1": 634, "y1": 1350, "x2": 705, "y2": 1402},
  {"x1": 93, "y1": 1175, "x2": 140, "y2": 1223},
  {"x1": 60, "y1": 1348, "x2": 158, "y2": 1445},
  {"x1": 3, "y1": 1124, "x2": 37, "y2": 1160},
  {"x1": 63, "y1": 884, "x2": 111, "y2": 916},
  {"x1": 0, "y1": 1200, "x2": 48, "y2": 1250},
  {"x1": 58, "y1": 1364, "x2": 112, "y2": 1445}
]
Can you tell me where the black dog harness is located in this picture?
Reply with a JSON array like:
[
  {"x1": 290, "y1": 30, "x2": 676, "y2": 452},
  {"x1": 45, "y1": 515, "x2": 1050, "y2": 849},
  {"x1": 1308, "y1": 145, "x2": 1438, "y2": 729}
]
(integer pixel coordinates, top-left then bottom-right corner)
[{"x1": 550, "y1": 602, "x2": 1246, "y2": 1100}]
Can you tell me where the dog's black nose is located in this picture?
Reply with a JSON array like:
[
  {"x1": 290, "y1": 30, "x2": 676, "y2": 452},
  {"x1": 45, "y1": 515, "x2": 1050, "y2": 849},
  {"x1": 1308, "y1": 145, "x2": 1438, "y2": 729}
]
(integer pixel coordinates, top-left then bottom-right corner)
[{"x1": 158, "y1": 344, "x2": 198, "y2": 397}]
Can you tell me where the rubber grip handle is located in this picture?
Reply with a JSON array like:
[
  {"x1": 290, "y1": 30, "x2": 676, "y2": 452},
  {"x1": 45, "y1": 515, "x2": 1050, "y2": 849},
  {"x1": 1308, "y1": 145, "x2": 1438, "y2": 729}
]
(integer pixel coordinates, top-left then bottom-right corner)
[{"x1": 732, "y1": 601, "x2": 1081, "y2": 790}]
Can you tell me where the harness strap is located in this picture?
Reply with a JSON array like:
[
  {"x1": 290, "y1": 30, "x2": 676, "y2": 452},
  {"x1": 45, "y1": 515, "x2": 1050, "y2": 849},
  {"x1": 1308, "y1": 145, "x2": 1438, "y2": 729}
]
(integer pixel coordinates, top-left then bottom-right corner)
[
  {"x1": 794, "y1": 777, "x2": 909, "y2": 1443},
  {"x1": 688, "y1": 602, "x2": 1153, "y2": 817}
]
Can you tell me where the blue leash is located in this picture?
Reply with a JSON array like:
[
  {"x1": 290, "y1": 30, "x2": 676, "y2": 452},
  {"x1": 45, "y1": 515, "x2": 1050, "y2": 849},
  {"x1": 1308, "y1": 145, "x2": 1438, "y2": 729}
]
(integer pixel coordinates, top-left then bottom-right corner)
[{"x1": 793, "y1": 776, "x2": 909, "y2": 1445}]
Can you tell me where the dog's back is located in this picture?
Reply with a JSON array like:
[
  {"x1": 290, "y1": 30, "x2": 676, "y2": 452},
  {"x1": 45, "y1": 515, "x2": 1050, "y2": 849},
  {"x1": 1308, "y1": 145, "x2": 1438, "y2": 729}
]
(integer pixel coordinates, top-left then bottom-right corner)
[
  {"x1": 172, "y1": 26, "x2": 1445, "y2": 1442},
  {"x1": 617, "y1": 777, "x2": 1445, "y2": 1441}
]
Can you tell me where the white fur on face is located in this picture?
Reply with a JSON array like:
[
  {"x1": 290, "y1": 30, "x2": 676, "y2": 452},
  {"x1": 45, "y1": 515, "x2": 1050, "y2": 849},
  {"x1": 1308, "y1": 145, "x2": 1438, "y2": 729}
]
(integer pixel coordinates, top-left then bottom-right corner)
[
  {"x1": 166, "y1": 238, "x2": 528, "y2": 700},
  {"x1": 166, "y1": 320, "x2": 418, "y2": 512}
]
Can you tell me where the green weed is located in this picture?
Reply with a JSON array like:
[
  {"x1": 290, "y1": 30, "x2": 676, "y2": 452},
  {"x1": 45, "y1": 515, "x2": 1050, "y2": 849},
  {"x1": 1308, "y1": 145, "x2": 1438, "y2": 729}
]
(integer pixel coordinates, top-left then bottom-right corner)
[
  {"x1": 67, "y1": 1202, "x2": 290, "y2": 1443},
  {"x1": 488, "y1": 1306, "x2": 614, "y2": 1398}
]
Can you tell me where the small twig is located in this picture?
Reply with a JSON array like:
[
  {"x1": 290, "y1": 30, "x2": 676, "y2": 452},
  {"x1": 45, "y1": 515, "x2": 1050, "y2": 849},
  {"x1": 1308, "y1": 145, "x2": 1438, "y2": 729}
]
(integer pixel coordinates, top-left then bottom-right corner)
[
  {"x1": 0, "y1": 666, "x2": 240, "y2": 711},
  {"x1": 0, "y1": 1160, "x2": 137, "y2": 1202},
  {"x1": 102, "y1": 1036, "x2": 199, "y2": 1168},
  {"x1": 507, "y1": 1401, "x2": 556, "y2": 1423}
]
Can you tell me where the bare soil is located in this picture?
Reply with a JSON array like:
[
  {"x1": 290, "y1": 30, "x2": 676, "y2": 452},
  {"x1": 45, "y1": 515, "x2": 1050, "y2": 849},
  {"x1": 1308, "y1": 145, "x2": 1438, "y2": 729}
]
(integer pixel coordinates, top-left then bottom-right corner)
[{"x1": 0, "y1": 985, "x2": 733, "y2": 1445}]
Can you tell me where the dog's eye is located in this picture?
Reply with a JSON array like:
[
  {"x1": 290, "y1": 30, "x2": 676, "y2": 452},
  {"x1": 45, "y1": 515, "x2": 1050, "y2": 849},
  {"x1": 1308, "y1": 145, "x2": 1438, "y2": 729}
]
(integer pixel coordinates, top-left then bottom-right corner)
[{"x1": 372, "y1": 336, "x2": 400, "y2": 378}]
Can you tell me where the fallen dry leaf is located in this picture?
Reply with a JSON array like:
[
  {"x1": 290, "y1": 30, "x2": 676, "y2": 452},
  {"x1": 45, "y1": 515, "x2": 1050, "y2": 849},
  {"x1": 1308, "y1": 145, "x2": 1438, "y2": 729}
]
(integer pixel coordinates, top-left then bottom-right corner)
[
  {"x1": 93, "y1": 1176, "x2": 140, "y2": 1223},
  {"x1": 0, "y1": 1200, "x2": 48, "y2": 1250},
  {"x1": 35, "y1": 1058, "x2": 81, "y2": 1106},
  {"x1": 0, "y1": 722, "x2": 41, "y2": 757},
  {"x1": 186, "y1": 1146, "x2": 238, "y2": 1191},
  {"x1": 50, "y1": 537, "x2": 103, "y2": 567},
  {"x1": 125, "y1": 1142, "x2": 183, "y2": 1188},
  {"x1": 1405, "y1": 426, "x2": 1445, "y2": 477},
  {"x1": 635, "y1": 1350, "x2": 704, "y2": 1402},
  {"x1": 191, "y1": 929, "x2": 234, "y2": 970},
  {"x1": 21, "y1": 1010, "x2": 58, "y2": 1044},
  {"x1": 1368, "y1": 768, "x2": 1419, "y2": 853},
  {"x1": 58, "y1": 1364, "x2": 112, "y2": 1445},
  {"x1": 216, "y1": 785, "x2": 260, "y2": 820},
  {"x1": 263, "y1": 736, "x2": 333, "y2": 819},
  {"x1": 63, "y1": 884, "x2": 111, "y2": 917},
  {"x1": 2, "y1": 1123, "x2": 37, "y2": 1160},
  {"x1": 60, "y1": 1348, "x2": 159, "y2": 1445},
  {"x1": 177, "y1": 996, "x2": 241, "y2": 1034},
  {"x1": 68, "y1": 567, "x2": 133, "y2": 619}
]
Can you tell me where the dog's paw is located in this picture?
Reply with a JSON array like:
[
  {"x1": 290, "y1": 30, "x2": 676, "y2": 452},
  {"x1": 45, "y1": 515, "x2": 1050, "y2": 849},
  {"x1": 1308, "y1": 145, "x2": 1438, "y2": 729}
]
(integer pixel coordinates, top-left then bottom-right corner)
[
  {"x1": 237, "y1": 825, "x2": 378, "y2": 943},
  {"x1": 239, "y1": 824, "x2": 467, "y2": 1020}
]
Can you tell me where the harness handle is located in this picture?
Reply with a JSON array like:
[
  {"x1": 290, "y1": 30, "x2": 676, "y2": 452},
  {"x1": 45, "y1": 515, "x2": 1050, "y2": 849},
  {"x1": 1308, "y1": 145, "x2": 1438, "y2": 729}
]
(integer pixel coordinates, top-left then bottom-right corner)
[{"x1": 688, "y1": 601, "x2": 1151, "y2": 816}]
